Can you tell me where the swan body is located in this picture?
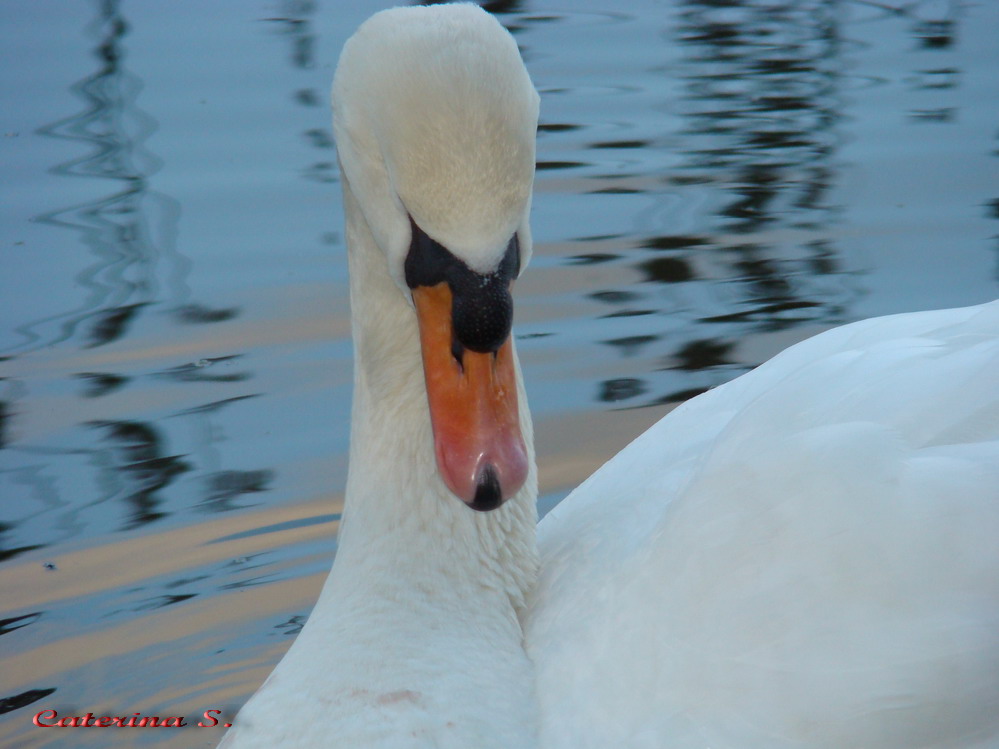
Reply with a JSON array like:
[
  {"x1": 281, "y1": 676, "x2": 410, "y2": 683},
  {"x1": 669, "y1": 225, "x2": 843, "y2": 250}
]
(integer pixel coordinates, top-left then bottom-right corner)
[
  {"x1": 530, "y1": 302, "x2": 999, "y2": 748},
  {"x1": 220, "y1": 5, "x2": 999, "y2": 748}
]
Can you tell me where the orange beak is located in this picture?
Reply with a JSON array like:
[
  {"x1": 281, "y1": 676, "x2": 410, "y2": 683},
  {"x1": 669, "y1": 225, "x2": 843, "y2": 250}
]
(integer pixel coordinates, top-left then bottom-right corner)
[{"x1": 412, "y1": 282, "x2": 528, "y2": 511}]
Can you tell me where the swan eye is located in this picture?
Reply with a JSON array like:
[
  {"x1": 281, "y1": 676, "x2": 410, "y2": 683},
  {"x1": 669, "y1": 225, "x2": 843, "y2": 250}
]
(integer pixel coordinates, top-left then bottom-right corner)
[{"x1": 404, "y1": 219, "x2": 518, "y2": 354}]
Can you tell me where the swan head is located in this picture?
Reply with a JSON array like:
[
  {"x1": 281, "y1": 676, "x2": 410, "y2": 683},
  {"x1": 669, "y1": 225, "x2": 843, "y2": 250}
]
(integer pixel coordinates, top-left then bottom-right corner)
[{"x1": 332, "y1": 5, "x2": 539, "y2": 511}]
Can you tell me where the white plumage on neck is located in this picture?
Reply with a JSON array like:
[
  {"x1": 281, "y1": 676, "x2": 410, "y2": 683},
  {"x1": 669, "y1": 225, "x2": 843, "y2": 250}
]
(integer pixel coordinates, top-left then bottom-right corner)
[
  {"x1": 219, "y1": 186, "x2": 539, "y2": 749},
  {"x1": 220, "y1": 6, "x2": 541, "y2": 747},
  {"x1": 335, "y1": 176, "x2": 539, "y2": 610}
]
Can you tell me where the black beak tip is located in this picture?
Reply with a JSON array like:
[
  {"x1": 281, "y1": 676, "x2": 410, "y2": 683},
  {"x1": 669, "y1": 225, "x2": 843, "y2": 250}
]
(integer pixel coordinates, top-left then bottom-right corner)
[{"x1": 468, "y1": 464, "x2": 504, "y2": 512}]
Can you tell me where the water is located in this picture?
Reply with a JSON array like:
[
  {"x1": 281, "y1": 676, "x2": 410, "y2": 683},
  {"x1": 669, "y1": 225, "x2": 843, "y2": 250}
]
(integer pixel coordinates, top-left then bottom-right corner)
[{"x1": 1, "y1": 0, "x2": 996, "y2": 745}]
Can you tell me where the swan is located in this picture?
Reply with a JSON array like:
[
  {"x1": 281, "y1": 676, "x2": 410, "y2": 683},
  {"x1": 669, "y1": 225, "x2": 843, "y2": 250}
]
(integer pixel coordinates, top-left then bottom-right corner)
[{"x1": 220, "y1": 5, "x2": 999, "y2": 748}]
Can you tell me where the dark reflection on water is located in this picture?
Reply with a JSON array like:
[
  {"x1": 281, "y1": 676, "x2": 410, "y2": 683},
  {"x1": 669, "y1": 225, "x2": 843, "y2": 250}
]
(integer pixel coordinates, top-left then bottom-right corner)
[
  {"x1": 157, "y1": 355, "x2": 250, "y2": 383},
  {"x1": 205, "y1": 469, "x2": 276, "y2": 511},
  {"x1": 0, "y1": 0, "x2": 997, "y2": 744},
  {"x1": 0, "y1": 612, "x2": 42, "y2": 636},
  {"x1": 0, "y1": 688, "x2": 57, "y2": 717},
  {"x1": 76, "y1": 371, "x2": 129, "y2": 398},
  {"x1": 265, "y1": 0, "x2": 341, "y2": 185},
  {"x1": 510, "y1": 0, "x2": 996, "y2": 415},
  {"x1": 8, "y1": 0, "x2": 245, "y2": 358},
  {"x1": 915, "y1": 18, "x2": 954, "y2": 50},
  {"x1": 515, "y1": 0, "x2": 872, "y2": 411},
  {"x1": 1, "y1": 0, "x2": 279, "y2": 538},
  {"x1": 0, "y1": 37, "x2": 298, "y2": 734},
  {"x1": 599, "y1": 377, "x2": 647, "y2": 402},
  {"x1": 173, "y1": 303, "x2": 240, "y2": 324},
  {"x1": 0, "y1": 523, "x2": 44, "y2": 564},
  {"x1": 0, "y1": 400, "x2": 8, "y2": 448},
  {"x1": 88, "y1": 420, "x2": 191, "y2": 529},
  {"x1": 2, "y1": 0, "x2": 337, "y2": 739},
  {"x1": 14, "y1": 2, "x2": 177, "y2": 354},
  {"x1": 276, "y1": 613, "x2": 308, "y2": 636},
  {"x1": 626, "y1": 0, "x2": 849, "y2": 404},
  {"x1": 423, "y1": 0, "x2": 528, "y2": 15},
  {"x1": 129, "y1": 593, "x2": 198, "y2": 612},
  {"x1": 265, "y1": 0, "x2": 319, "y2": 70}
]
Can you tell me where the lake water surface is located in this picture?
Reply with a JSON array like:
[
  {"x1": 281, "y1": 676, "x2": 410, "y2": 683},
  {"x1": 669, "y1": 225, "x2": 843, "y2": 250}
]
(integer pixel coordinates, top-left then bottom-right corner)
[{"x1": 2, "y1": 0, "x2": 997, "y2": 746}]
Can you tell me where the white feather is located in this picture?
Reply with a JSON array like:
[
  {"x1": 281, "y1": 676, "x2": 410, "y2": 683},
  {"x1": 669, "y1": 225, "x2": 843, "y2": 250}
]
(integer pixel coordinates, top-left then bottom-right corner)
[{"x1": 531, "y1": 302, "x2": 999, "y2": 748}]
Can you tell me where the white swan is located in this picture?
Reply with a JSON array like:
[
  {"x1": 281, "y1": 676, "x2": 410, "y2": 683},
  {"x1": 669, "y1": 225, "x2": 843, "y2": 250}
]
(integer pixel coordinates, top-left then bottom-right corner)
[{"x1": 220, "y1": 5, "x2": 999, "y2": 748}]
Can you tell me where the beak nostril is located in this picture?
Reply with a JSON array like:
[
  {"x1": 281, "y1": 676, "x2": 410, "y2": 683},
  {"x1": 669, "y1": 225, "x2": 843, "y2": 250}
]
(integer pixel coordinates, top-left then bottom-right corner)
[{"x1": 451, "y1": 337, "x2": 465, "y2": 370}]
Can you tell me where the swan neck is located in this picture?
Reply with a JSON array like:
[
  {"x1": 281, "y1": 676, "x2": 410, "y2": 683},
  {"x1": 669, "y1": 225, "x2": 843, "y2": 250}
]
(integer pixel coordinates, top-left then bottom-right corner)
[{"x1": 333, "y1": 177, "x2": 539, "y2": 612}]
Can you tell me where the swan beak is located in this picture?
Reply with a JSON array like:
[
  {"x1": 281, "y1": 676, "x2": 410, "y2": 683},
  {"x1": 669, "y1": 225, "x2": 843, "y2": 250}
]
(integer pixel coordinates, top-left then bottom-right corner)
[{"x1": 412, "y1": 282, "x2": 528, "y2": 511}]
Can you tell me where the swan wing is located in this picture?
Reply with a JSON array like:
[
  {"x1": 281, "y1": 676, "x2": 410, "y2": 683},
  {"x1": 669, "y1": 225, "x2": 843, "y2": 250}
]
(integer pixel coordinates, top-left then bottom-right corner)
[{"x1": 529, "y1": 301, "x2": 999, "y2": 749}]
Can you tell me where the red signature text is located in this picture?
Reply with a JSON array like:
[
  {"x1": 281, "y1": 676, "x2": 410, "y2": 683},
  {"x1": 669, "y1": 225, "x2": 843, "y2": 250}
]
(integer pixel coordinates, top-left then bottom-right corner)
[{"x1": 33, "y1": 709, "x2": 230, "y2": 728}]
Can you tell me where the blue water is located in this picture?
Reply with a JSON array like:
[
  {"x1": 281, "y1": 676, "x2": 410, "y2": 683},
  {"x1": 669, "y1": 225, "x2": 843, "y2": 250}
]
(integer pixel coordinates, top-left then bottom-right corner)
[{"x1": 1, "y1": 0, "x2": 997, "y2": 746}]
